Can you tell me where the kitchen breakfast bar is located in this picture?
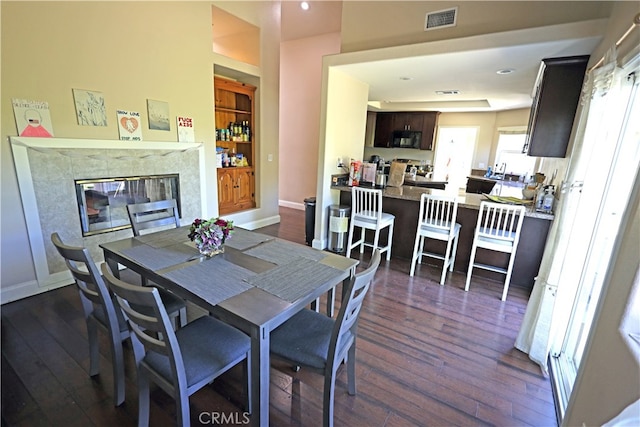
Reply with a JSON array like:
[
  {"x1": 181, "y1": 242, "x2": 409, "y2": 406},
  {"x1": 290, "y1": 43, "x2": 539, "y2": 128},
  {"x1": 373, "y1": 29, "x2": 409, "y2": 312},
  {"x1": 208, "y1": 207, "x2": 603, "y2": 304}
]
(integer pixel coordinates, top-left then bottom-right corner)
[{"x1": 334, "y1": 184, "x2": 553, "y2": 290}]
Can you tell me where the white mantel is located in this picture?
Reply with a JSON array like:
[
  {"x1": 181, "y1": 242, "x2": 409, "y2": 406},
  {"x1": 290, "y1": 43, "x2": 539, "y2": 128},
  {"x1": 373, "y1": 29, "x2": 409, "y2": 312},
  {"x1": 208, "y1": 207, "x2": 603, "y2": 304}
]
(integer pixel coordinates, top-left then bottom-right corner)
[{"x1": 9, "y1": 136, "x2": 205, "y2": 297}]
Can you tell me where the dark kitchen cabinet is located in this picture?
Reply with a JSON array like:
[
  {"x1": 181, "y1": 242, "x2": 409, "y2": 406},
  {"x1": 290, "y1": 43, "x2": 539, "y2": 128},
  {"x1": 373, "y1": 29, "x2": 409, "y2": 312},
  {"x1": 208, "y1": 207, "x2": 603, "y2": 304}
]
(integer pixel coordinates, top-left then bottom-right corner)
[
  {"x1": 394, "y1": 112, "x2": 424, "y2": 131},
  {"x1": 373, "y1": 112, "x2": 394, "y2": 147},
  {"x1": 524, "y1": 56, "x2": 589, "y2": 158},
  {"x1": 419, "y1": 111, "x2": 440, "y2": 151},
  {"x1": 373, "y1": 111, "x2": 440, "y2": 150}
]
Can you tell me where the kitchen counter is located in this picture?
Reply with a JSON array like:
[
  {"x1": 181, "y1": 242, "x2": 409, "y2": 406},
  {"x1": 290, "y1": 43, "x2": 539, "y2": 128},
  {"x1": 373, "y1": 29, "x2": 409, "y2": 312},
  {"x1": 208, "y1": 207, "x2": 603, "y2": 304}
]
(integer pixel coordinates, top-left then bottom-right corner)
[
  {"x1": 332, "y1": 183, "x2": 553, "y2": 290},
  {"x1": 332, "y1": 184, "x2": 554, "y2": 220}
]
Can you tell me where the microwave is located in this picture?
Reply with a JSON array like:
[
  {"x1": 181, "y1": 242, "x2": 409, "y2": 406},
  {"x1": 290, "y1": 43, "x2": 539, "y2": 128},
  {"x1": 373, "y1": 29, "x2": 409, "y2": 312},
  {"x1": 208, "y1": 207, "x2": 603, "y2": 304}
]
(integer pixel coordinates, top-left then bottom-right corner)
[{"x1": 392, "y1": 130, "x2": 422, "y2": 149}]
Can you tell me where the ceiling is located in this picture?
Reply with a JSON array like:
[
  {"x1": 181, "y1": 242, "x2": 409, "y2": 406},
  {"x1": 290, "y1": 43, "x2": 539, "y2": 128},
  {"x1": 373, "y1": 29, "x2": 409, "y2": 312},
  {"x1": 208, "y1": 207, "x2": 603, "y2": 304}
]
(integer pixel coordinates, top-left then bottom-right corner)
[{"x1": 282, "y1": 1, "x2": 605, "y2": 113}]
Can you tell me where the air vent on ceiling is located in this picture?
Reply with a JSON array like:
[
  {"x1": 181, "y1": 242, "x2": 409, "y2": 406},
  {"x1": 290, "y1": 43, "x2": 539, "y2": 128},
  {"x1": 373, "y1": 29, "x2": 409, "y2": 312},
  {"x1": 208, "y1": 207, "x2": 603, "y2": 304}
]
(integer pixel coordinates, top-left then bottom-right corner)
[{"x1": 424, "y1": 7, "x2": 458, "y2": 31}]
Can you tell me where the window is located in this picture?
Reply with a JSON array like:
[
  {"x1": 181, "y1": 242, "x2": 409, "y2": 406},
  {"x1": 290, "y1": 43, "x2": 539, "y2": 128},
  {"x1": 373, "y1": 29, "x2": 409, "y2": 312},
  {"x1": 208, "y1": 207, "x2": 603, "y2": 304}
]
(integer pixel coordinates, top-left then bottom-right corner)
[{"x1": 494, "y1": 132, "x2": 537, "y2": 179}]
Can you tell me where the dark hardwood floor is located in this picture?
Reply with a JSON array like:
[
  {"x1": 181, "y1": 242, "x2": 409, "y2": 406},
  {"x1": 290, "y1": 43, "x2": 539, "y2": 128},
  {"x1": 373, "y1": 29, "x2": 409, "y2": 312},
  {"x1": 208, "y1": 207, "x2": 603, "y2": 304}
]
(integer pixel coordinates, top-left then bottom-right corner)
[{"x1": 1, "y1": 207, "x2": 557, "y2": 426}]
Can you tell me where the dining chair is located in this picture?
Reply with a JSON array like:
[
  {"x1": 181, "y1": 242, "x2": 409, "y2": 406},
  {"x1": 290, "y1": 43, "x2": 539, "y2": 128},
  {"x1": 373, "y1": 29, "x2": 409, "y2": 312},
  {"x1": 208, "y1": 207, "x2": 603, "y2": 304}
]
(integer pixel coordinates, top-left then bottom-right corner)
[
  {"x1": 270, "y1": 249, "x2": 382, "y2": 427},
  {"x1": 126, "y1": 198, "x2": 181, "y2": 237},
  {"x1": 126, "y1": 198, "x2": 187, "y2": 327},
  {"x1": 346, "y1": 187, "x2": 395, "y2": 260},
  {"x1": 101, "y1": 264, "x2": 251, "y2": 427},
  {"x1": 465, "y1": 201, "x2": 526, "y2": 301},
  {"x1": 51, "y1": 232, "x2": 130, "y2": 406},
  {"x1": 410, "y1": 193, "x2": 461, "y2": 285}
]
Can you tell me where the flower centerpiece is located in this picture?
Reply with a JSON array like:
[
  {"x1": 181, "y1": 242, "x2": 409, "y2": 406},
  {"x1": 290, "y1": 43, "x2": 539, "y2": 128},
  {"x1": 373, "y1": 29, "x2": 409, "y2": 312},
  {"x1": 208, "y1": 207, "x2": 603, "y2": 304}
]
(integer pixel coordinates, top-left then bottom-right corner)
[{"x1": 188, "y1": 217, "x2": 234, "y2": 257}]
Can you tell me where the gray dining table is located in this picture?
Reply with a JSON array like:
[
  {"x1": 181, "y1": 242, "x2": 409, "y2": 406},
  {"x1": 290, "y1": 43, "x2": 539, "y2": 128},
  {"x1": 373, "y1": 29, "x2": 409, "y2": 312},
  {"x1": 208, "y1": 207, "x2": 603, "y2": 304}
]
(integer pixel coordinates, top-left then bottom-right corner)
[{"x1": 100, "y1": 226, "x2": 358, "y2": 426}]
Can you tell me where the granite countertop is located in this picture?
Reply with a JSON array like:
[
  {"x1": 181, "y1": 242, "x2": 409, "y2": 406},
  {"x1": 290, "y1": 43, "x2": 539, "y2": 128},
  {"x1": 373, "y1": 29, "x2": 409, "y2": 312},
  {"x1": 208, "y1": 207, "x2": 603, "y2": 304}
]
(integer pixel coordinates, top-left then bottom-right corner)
[{"x1": 332, "y1": 184, "x2": 554, "y2": 220}]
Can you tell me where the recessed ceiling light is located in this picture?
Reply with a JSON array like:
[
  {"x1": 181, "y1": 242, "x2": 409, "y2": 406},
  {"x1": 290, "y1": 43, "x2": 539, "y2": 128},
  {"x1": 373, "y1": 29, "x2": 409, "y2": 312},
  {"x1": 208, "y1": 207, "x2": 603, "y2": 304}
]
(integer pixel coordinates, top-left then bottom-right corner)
[
  {"x1": 496, "y1": 68, "x2": 515, "y2": 75},
  {"x1": 436, "y1": 90, "x2": 460, "y2": 95},
  {"x1": 300, "y1": 1, "x2": 310, "y2": 11},
  {"x1": 399, "y1": 77, "x2": 413, "y2": 81}
]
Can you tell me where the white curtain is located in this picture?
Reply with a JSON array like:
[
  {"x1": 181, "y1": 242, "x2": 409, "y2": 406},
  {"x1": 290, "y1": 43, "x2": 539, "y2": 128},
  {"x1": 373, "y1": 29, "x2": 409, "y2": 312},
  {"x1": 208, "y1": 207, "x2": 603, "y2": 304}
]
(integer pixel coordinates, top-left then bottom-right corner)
[{"x1": 514, "y1": 48, "x2": 627, "y2": 374}]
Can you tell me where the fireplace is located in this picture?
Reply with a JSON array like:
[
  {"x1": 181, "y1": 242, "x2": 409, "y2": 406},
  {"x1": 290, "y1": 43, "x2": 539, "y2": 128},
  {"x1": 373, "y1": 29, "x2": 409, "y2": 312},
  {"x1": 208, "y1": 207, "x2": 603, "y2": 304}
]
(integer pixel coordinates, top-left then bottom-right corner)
[
  {"x1": 9, "y1": 136, "x2": 204, "y2": 291},
  {"x1": 75, "y1": 174, "x2": 181, "y2": 236}
]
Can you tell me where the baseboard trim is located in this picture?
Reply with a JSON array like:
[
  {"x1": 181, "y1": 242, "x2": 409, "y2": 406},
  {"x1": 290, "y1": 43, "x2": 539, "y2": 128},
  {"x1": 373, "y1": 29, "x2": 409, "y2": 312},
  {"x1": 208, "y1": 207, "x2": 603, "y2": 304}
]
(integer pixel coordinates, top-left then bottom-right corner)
[
  {"x1": 1, "y1": 275, "x2": 73, "y2": 305},
  {"x1": 279, "y1": 200, "x2": 305, "y2": 211}
]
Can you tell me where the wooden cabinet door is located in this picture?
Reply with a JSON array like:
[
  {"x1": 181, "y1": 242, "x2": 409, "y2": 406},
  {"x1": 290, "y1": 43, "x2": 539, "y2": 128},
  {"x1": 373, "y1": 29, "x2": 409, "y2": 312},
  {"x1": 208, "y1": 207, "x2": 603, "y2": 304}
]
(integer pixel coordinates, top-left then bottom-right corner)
[
  {"x1": 525, "y1": 56, "x2": 589, "y2": 157},
  {"x1": 400, "y1": 113, "x2": 424, "y2": 132},
  {"x1": 236, "y1": 168, "x2": 255, "y2": 210},
  {"x1": 373, "y1": 113, "x2": 393, "y2": 147},
  {"x1": 217, "y1": 169, "x2": 236, "y2": 214},
  {"x1": 420, "y1": 112, "x2": 440, "y2": 150}
]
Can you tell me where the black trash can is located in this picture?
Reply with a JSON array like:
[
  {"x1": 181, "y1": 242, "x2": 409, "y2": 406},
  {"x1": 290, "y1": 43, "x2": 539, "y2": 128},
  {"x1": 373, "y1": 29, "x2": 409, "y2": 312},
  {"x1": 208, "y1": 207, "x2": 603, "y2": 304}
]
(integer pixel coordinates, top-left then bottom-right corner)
[{"x1": 304, "y1": 197, "x2": 316, "y2": 246}]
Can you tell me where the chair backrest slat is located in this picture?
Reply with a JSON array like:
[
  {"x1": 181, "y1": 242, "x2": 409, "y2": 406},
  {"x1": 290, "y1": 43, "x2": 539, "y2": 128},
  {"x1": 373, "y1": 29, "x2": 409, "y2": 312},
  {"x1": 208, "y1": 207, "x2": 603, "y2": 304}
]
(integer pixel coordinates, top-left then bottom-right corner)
[
  {"x1": 330, "y1": 249, "x2": 381, "y2": 364},
  {"x1": 476, "y1": 201, "x2": 526, "y2": 242},
  {"x1": 101, "y1": 264, "x2": 182, "y2": 366},
  {"x1": 419, "y1": 193, "x2": 459, "y2": 235},
  {"x1": 127, "y1": 199, "x2": 180, "y2": 237},
  {"x1": 352, "y1": 187, "x2": 383, "y2": 221},
  {"x1": 51, "y1": 232, "x2": 121, "y2": 335}
]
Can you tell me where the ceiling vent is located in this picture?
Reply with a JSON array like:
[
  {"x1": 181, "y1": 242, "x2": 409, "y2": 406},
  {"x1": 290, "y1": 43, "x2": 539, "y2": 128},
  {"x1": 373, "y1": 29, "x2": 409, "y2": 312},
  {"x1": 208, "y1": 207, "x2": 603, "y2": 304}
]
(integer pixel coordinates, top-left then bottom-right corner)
[{"x1": 424, "y1": 7, "x2": 458, "y2": 31}]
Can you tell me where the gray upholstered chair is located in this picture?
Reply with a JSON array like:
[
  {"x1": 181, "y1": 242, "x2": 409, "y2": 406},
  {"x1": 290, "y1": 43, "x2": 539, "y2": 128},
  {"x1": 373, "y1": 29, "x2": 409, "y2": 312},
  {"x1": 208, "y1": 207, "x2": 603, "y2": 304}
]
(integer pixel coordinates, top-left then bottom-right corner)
[
  {"x1": 126, "y1": 198, "x2": 187, "y2": 327},
  {"x1": 51, "y1": 232, "x2": 130, "y2": 406},
  {"x1": 126, "y1": 199, "x2": 181, "y2": 237},
  {"x1": 270, "y1": 249, "x2": 381, "y2": 427},
  {"x1": 52, "y1": 233, "x2": 188, "y2": 406},
  {"x1": 101, "y1": 263, "x2": 251, "y2": 427}
]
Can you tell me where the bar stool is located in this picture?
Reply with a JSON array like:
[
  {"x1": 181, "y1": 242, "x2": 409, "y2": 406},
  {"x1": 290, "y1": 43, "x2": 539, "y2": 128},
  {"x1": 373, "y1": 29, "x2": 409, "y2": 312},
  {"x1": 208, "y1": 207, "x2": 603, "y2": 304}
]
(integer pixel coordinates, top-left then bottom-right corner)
[
  {"x1": 346, "y1": 187, "x2": 395, "y2": 260},
  {"x1": 465, "y1": 201, "x2": 526, "y2": 301},
  {"x1": 410, "y1": 193, "x2": 461, "y2": 285}
]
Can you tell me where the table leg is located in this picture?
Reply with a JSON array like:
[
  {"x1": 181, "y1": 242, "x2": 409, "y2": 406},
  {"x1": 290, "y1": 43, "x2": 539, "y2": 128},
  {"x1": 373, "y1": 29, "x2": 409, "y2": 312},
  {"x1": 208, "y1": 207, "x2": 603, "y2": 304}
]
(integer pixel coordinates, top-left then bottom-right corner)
[
  {"x1": 104, "y1": 255, "x2": 120, "y2": 279},
  {"x1": 250, "y1": 325, "x2": 270, "y2": 427}
]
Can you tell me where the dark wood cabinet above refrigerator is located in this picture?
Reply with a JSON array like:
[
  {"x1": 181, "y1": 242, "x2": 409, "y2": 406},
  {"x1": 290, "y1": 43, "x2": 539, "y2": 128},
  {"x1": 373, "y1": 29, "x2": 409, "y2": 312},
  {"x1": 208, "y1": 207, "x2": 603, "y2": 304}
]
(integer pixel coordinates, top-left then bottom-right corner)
[
  {"x1": 524, "y1": 55, "x2": 589, "y2": 158},
  {"x1": 373, "y1": 111, "x2": 440, "y2": 150}
]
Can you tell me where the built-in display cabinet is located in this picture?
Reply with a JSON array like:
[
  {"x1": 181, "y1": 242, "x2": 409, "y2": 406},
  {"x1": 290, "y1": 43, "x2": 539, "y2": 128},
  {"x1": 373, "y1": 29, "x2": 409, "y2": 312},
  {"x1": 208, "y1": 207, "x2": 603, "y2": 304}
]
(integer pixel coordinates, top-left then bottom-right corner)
[{"x1": 214, "y1": 76, "x2": 256, "y2": 215}]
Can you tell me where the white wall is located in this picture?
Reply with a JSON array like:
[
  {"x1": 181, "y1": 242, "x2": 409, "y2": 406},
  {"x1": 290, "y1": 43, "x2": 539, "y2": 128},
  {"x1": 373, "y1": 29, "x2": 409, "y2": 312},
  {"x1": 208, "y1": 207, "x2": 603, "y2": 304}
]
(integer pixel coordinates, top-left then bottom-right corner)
[{"x1": 314, "y1": 67, "x2": 369, "y2": 248}]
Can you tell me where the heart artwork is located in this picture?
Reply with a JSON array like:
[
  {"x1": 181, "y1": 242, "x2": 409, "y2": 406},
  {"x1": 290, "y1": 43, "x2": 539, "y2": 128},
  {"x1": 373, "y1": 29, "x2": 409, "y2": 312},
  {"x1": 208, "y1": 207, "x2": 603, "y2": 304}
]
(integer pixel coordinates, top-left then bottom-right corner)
[{"x1": 120, "y1": 116, "x2": 139, "y2": 133}]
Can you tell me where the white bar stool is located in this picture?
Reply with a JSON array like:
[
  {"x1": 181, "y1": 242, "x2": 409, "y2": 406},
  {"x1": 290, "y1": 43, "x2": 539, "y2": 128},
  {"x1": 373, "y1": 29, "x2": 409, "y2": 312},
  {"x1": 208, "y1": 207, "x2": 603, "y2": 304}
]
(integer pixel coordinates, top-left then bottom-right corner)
[
  {"x1": 410, "y1": 193, "x2": 461, "y2": 285},
  {"x1": 346, "y1": 187, "x2": 395, "y2": 260},
  {"x1": 465, "y1": 201, "x2": 526, "y2": 300}
]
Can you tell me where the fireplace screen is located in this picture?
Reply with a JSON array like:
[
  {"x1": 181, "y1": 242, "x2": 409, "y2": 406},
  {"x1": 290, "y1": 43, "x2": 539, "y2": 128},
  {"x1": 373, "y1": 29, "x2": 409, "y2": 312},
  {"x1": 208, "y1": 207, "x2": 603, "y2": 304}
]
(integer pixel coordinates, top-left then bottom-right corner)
[{"x1": 75, "y1": 174, "x2": 180, "y2": 236}]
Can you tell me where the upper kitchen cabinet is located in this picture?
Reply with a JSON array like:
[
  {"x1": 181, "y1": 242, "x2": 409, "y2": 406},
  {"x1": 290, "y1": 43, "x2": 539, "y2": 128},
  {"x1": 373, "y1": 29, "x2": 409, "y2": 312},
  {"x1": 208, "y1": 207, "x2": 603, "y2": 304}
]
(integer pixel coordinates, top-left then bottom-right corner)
[
  {"x1": 373, "y1": 112, "x2": 394, "y2": 147},
  {"x1": 524, "y1": 56, "x2": 589, "y2": 158},
  {"x1": 373, "y1": 111, "x2": 440, "y2": 150},
  {"x1": 419, "y1": 112, "x2": 440, "y2": 151}
]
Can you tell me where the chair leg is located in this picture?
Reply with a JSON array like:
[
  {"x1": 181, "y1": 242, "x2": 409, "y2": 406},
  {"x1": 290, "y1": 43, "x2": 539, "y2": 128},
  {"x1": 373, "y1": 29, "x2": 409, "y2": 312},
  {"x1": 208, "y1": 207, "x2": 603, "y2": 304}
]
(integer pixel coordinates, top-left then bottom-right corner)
[
  {"x1": 176, "y1": 387, "x2": 191, "y2": 427},
  {"x1": 87, "y1": 318, "x2": 100, "y2": 377},
  {"x1": 138, "y1": 370, "x2": 151, "y2": 427},
  {"x1": 243, "y1": 353, "x2": 252, "y2": 414},
  {"x1": 409, "y1": 234, "x2": 421, "y2": 276},
  {"x1": 465, "y1": 242, "x2": 478, "y2": 292},
  {"x1": 346, "y1": 222, "x2": 355, "y2": 258},
  {"x1": 347, "y1": 343, "x2": 357, "y2": 395},
  {"x1": 440, "y1": 239, "x2": 453, "y2": 286},
  {"x1": 450, "y1": 233, "x2": 459, "y2": 272},
  {"x1": 109, "y1": 333, "x2": 126, "y2": 406},
  {"x1": 502, "y1": 253, "x2": 517, "y2": 301},
  {"x1": 359, "y1": 228, "x2": 365, "y2": 254},
  {"x1": 372, "y1": 228, "x2": 380, "y2": 256},
  {"x1": 178, "y1": 307, "x2": 187, "y2": 327},
  {"x1": 323, "y1": 366, "x2": 338, "y2": 427},
  {"x1": 386, "y1": 223, "x2": 394, "y2": 260}
]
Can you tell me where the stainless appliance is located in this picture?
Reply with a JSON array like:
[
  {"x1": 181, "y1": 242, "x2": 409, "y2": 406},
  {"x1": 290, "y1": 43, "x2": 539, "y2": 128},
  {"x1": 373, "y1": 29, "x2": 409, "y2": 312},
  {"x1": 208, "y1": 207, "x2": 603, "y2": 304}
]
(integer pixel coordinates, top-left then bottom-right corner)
[
  {"x1": 375, "y1": 172, "x2": 387, "y2": 188},
  {"x1": 392, "y1": 130, "x2": 421, "y2": 148}
]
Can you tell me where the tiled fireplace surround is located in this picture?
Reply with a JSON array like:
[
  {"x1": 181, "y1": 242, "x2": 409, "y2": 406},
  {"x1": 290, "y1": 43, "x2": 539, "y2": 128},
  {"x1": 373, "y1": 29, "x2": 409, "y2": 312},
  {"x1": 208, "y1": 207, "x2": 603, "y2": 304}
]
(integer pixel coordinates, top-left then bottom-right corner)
[{"x1": 10, "y1": 137, "x2": 205, "y2": 290}]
